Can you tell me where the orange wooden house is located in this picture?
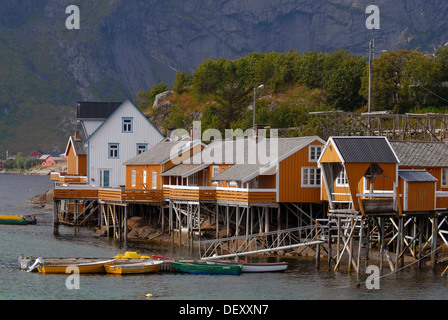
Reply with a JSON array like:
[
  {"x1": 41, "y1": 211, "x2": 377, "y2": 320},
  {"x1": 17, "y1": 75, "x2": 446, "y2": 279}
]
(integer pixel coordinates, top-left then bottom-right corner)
[
  {"x1": 123, "y1": 138, "x2": 205, "y2": 202},
  {"x1": 319, "y1": 136, "x2": 440, "y2": 216},
  {"x1": 160, "y1": 136, "x2": 326, "y2": 205},
  {"x1": 390, "y1": 141, "x2": 448, "y2": 210},
  {"x1": 51, "y1": 131, "x2": 88, "y2": 184},
  {"x1": 319, "y1": 136, "x2": 400, "y2": 214}
]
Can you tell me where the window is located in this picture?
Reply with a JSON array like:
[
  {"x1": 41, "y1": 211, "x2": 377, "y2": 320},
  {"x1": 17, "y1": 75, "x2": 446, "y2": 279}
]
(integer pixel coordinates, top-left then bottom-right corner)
[
  {"x1": 336, "y1": 169, "x2": 349, "y2": 186},
  {"x1": 442, "y1": 169, "x2": 448, "y2": 187},
  {"x1": 100, "y1": 170, "x2": 110, "y2": 187},
  {"x1": 108, "y1": 143, "x2": 119, "y2": 158},
  {"x1": 131, "y1": 170, "x2": 136, "y2": 187},
  {"x1": 309, "y1": 145, "x2": 323, "y2": 162},
  {"x1": 212, "y1": 166, "x2": 219, "y2": 184},
  {"x1": 137, "y1": 143, "x2": 148, "y2": 155},
  {"x1": 143, "y1": 170, "x2": 147, "y2": 188},
  {"x1": 152, "y1": 171, "x2": 157, "y2": 189},
  {"x1": 188, "y1": 173, "x2": 198, "y2": 186},
  {"x1": 122, "y1": 117, "x2": 133, "y2": 133},
  {"x1": 302, "y1": 167, "x2": 321, "y2": 187}
]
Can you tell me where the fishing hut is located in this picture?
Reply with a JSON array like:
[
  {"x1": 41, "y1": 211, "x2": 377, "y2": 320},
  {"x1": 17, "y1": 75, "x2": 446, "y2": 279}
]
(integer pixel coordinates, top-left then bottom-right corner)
[{"x1": 319, "y1": 136, "x2": 448, "y2": 273}]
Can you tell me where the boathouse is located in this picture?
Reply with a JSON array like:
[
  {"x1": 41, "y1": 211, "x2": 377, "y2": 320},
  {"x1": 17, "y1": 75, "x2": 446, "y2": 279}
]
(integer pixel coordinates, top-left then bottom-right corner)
[
  {"x1": 390, "y1": 141, "x2": 448, "y2": 209},
  {"x1": 319, "y1": 136, "x2": 400, "y2": 214}
]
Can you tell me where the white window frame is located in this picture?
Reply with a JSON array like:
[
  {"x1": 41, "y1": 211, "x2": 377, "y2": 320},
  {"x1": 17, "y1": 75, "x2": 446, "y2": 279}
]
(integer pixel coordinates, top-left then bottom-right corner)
[
  {"x1": 131, "y1": 170, "x2": 136, "y2": 187},
  {"x1": 336, "y1": 169, "x2": 349, "y2": 187},
  {"x1": 309, "y1": 145, "x2": 323, "y2": 162},
  {"x1": 188, "y1": 173, "x2": 198, "y2": 186},
  {"x1": 302, "y1": 167, "x2": 321, "y2": 187},
  {"x1": 442, "y1": 168, "x2": 448, "y2": 188},
  {"x1": 143, "y1": 170, "x2": 147, "y2": 188},
  {"x1": 152, "y1": 171, "x2": 157, "y2": 189},
  {"x1": 212, "y1": 165, "x2": 219, "y2": 185}
]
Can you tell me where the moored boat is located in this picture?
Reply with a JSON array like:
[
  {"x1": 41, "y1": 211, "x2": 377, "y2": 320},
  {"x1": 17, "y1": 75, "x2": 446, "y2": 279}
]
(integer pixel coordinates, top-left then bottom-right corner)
[
  {"x1": 172, "y1": 260, "x2": 242, "y2": 275},
  {"x1": 0, "y1": 215, "x2": 32, "y2": 225},
  {"x1": 105, "y1": 260, "x2": 163, "y2": 275},
  {"x1": 27, "y1": 257, "x2": 114, "y2": 274},
  {"x1": 207, "y1": 259, "x2": 288, "y2": 273}
]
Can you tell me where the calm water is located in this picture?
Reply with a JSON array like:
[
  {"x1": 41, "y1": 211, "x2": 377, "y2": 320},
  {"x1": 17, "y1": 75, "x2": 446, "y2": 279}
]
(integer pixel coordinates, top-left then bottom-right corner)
[{"x1": 0, "y1": 174, "x2": 447, "y2": 302}]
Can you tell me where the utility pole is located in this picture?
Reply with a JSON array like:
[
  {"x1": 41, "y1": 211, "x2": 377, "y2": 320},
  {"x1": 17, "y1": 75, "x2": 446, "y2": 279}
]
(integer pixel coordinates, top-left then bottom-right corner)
[{"x1": 368, "y1": 39, "x2": 374, "y2": 135}]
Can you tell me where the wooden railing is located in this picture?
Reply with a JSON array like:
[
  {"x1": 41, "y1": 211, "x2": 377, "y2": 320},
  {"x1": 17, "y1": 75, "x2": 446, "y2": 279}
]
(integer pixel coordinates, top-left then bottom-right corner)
[
  {"x1": 54, "y1": 186, "x2": 162, "y2": 202},
  {"x1": 163, "y1": 185, "x2": 277, "y2": 203},
  {"x1": 54, "y1": 186, "x2": 99, "y2": 199},
  {"x1": 51, "y1": 172, "x2": 87, "y2": 184},
  {"x1": 98, "y1": 188, "x2": 162, "y2": 202}
]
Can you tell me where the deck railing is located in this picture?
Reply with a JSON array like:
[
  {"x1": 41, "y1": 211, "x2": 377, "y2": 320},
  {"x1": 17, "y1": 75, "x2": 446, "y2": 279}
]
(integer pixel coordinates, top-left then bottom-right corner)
[
  {"x1": 54, "y1": 185, "x2": 99, "y2": 199},
  {"x1": 50, "y1": 172, "x2": 87, "y2": 184},
  {"x1": 54, "y1": 185, "x2": 162, "y2": 202},
  {"x1": 163, "y1": 185, "x2": 277, "y2": 203}
]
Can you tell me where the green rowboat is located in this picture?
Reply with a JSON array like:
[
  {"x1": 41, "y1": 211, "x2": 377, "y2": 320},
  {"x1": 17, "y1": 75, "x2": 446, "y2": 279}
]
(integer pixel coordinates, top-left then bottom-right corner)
[{"x1": 172, "y1": 260, "x2": 242, "y2": 275}]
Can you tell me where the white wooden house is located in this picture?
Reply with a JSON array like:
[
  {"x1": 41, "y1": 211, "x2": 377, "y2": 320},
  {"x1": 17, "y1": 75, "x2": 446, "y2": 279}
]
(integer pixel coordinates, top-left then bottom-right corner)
[{"x1": 83, "y1": 99, "x2": 164, "y2": 188}]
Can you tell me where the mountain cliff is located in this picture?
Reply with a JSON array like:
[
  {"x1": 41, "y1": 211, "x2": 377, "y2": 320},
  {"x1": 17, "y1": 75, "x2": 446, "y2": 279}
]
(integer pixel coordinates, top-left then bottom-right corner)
[{"x1": 0, "y1": 0, "x2": 447, "y2": 155}]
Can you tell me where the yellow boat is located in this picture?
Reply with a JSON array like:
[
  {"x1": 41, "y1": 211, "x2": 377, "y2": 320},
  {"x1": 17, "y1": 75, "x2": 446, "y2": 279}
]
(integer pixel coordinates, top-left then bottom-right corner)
[
  {"x1": 105, "y1": 260, "x2": 163, "y2": 275},
  {"x1": 28, "y1": 257, "x2": 114, "y2": 274}
]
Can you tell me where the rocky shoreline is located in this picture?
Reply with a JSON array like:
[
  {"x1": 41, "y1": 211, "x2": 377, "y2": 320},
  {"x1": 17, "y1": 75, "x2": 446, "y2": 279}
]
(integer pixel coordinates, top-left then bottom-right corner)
[{"x1": 0, "y1": 164, "x2": 67, "y2": 176}]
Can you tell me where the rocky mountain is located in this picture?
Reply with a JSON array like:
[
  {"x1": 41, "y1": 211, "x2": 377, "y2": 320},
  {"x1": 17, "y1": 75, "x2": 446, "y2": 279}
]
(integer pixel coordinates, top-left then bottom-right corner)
[{"x1": 0, "y1": 0, "x2": 447, "y2": 155}]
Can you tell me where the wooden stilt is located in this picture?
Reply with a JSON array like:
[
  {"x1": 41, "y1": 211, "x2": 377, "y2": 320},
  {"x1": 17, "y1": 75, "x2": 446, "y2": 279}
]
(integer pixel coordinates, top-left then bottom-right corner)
[{"x1": 53, "y1": 200, "x2": 59, "y2": 236}]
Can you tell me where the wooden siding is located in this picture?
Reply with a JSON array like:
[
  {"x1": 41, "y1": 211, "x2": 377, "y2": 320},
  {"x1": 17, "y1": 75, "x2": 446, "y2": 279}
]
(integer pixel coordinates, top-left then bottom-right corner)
[
  {"x1": 86, "y1": 100, "x2": 164, "y2": 188},
  {"x1": 400, "y1": 179, "x2": 436, "y2": 212},
  {"x1": 54, "y1": 187, "x2": 98, "y2": 199},
  {"x1": 98, "y1": 188, "x2": 162, "y2": 202},
  {"x1": 126, "y1": 164, "x2": 162, "y2": 190},
  {"x1": 66, "y1": 142, "x2": 77, "y2": 175},
  {"x1": 279, "y1": 140, "x2": 323, "y2": 203},
  {"x1": 319, "y1": 140, "x2": 341, "y2": 163}
]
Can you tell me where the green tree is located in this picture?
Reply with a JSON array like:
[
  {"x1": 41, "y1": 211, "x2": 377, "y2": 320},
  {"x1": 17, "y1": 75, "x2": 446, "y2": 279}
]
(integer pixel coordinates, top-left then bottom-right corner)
[
  {"x1": 296, "y1": 51, "x2": 325, "y2": 89},
  {"x1": 325, "y1": 55, "x2": 367, "y2": 111},
  {"x1": 172, "y1": 71, "x2": 193, "y2": 94},
  {"x1": 400, "y1": 52, "x2": 444, "y2": 110}
]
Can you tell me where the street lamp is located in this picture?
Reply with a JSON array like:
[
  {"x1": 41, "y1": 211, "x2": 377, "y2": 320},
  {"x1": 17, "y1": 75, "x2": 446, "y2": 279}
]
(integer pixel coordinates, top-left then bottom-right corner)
[{"x1": 253, "y1": 84, "x2": 264, "y2": 128}]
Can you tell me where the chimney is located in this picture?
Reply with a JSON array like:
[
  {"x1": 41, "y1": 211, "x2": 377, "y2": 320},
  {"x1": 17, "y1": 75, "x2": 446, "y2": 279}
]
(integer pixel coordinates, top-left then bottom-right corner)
[
  {"x1": 253, "y1": 124, "x2": 264, "y2": 142},
  {"x1": 74, "y1": 130, "x2": 81, "y2": 141}
]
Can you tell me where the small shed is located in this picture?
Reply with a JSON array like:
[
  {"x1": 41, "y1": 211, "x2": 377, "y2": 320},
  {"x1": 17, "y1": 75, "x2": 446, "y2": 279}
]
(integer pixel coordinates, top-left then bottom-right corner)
[{"x1": 398, "y1": 170, "x2": 437, "y2": 212}]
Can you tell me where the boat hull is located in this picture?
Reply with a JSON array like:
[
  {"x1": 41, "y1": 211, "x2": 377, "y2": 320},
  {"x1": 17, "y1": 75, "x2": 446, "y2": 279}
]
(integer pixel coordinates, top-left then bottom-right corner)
[
  {"x1": 172, "y1": 261, "x2": 242, "y2": 275},
  {"x1": 207, "y1": 260, "x2": 288, "y2": 273},
  {"x1": 105, "y1": 261, "x2": 163, "y2": 275},
  {"x1": 0, "y1": 215, "x2": 29, "y2": 225},
  {"x1": 38, "y1": 259, "x2": 114, "y2": 274},
  {"x1": 241, "y1": 262, "x2": 288, "y2": 273}
]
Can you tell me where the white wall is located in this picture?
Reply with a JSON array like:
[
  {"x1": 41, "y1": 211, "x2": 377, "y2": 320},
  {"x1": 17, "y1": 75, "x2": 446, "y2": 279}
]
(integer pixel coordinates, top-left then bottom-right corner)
[{"x1": 85, "y1": 100, "x2": 164, "y2": 187}]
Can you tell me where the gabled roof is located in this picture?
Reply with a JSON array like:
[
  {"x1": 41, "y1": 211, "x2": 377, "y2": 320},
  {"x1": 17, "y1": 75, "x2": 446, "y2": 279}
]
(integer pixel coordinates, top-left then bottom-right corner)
[
  {"x1": 160, "y1": 163, "x2": 209, "y2": 178},
  {"x1": 330, "y1": 136, "x2": 399, "y2": 164},
  {"x1": 83, "y1": 99, "x2": 164, "y2": 144},
  {"x1": 77, "y1": 101, "x2": 122, "y2": 120},
  {"x1": 398, "y1": 170, "x2": 437, "y2": 182},
  {"x1": 124, "y1": 139, "x2": 201, "y2": 165},
  {"x1": 390, "y1": 141, "x2": 448, "y2": 167},
  {"x1": 210, "y1": 136, "x2": 324, "y2": 182},
  {"x1": 64, "y1": 136, "x2": 86, "y2": 157}
]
